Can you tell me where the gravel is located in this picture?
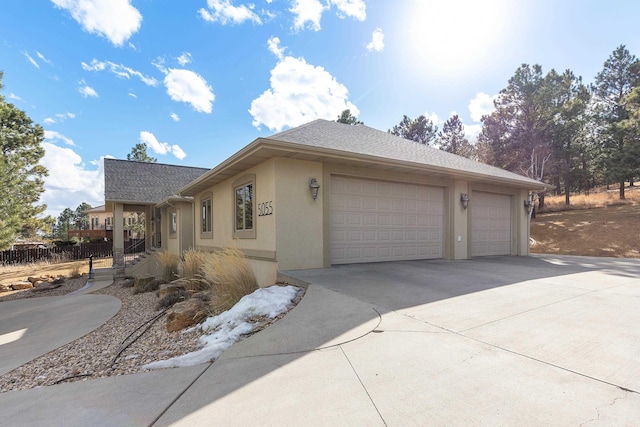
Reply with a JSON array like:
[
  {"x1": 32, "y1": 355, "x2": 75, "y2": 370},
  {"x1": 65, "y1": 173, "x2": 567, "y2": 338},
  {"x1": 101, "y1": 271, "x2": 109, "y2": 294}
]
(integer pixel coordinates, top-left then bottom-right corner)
[{"x1": 0, "y1": 279, "x2": 204, "y2": 393}]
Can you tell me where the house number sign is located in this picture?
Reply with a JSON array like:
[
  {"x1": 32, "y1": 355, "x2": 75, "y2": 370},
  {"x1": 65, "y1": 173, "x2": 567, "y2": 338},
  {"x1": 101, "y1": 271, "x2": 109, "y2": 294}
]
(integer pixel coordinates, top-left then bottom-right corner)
[{"x1": 258, "y1": 201, "x2": 273, "y2": 217}]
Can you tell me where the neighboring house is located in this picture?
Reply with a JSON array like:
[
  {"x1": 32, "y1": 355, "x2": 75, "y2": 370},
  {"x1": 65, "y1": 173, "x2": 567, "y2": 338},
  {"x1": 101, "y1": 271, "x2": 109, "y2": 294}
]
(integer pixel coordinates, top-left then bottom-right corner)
[
  {"x1": 104, "y1": 159, "x2": 209, "y2": 276},
  {"x1": 179, "y1": 119, "x2": 546, "y2": 286},
  {"x1": 104, "y1": 120, "x2": 547, "y2": 285},
  {"x1": 81, "y1": 204, "x2": 145, "y2": 241}
]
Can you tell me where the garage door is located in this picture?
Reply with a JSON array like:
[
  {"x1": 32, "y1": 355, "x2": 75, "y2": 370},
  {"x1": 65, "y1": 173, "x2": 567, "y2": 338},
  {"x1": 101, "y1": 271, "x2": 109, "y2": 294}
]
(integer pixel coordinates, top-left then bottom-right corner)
[
  {"x1": 471, "y1": 191, "x2": 512, "y2": 256},
  {"x1": 331, "y1": 176, "x2": 444, "y2": 264}
]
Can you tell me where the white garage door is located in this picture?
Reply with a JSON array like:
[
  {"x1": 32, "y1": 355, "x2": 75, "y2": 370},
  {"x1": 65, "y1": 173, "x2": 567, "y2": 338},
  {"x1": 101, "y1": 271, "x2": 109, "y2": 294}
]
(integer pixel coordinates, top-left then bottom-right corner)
[
  {"x1": 331, "y1": 176, "x2": 444, "y2": 264},
  {"x1": 471, "y1": 191, "x2": 512, "y2": 256}
]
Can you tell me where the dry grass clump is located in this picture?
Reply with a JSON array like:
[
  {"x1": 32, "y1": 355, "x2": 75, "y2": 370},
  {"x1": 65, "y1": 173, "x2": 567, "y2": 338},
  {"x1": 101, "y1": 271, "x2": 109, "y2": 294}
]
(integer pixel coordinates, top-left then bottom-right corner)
[
  {"x1": 157, "y1": 250, "x2": 180, "y2": 282},
  {"x1": 201, "y1": 247, "x2": 258, "y2": 313},
  {"x1": 69, "y1": 266, "x2": 82, "y2": 278},
  {"x1": 179, "y1": 249, "x2": 209, "y2": 291},
  {"x1": 133, "y1": 277, "x2": 163, "y2": 294},
  {"x1": 541, "y1": 187, "x2": 640, "y2": 213}
]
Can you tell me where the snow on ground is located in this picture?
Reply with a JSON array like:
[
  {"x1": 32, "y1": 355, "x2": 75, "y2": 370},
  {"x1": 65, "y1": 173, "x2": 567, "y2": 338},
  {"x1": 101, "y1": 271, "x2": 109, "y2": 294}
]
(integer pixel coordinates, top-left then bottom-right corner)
[{"x1": 143, "y1": 285, "x2": 301, "y2": 370}]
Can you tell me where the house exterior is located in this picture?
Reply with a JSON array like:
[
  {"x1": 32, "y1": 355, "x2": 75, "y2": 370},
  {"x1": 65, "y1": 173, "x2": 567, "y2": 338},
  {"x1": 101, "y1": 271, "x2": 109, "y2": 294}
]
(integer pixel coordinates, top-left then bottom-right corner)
[
  {"x1": 174, "y1": 119, "x2": 547, "y2": 286},
  {"x1": 104, "y1": 159, "x2": 209, "y2": 277}
]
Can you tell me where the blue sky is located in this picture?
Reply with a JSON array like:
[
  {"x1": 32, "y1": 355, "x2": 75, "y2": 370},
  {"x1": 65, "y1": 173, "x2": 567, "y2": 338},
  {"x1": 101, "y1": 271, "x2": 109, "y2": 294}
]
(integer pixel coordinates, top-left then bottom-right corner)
[{"x1": 1, "y1": 0, "x2": 639, "y2": 218}]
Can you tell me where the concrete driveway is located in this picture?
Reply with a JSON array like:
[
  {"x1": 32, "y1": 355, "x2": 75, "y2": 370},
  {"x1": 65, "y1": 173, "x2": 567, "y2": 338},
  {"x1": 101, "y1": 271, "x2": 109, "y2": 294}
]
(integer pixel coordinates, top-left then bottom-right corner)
[{"x1": 1, "y1": 255, "x2": 639, "y2": 426}]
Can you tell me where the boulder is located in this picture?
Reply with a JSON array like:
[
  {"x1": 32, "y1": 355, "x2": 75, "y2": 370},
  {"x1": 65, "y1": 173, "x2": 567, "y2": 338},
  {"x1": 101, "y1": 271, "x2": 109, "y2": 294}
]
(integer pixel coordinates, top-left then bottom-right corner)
[
  {"x1": 0, "y1": 284, "x2": 12, "y2": 293},
  {"x1": 166, "y1": 299, "x2": 207, "y2": 332},
  {"x1": 11, "y1": 281, "x2": 33, "y2": 290}
]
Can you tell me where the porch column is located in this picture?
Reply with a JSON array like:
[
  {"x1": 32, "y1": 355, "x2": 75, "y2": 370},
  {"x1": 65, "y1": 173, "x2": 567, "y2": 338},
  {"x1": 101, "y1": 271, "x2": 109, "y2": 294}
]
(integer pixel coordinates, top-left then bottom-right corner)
[
  {"x1": 145, "y1": 205, "x2": 153, "y2": 251},
  {"x1": 113, "y1": 202, "x2": 125, "y2": 278}
]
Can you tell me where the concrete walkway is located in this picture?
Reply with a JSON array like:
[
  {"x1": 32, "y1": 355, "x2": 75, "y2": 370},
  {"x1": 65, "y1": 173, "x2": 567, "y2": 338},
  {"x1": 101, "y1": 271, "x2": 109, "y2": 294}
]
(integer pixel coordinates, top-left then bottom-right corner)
[
  {"x1": 0, "y1": 280, "x2": 120, "y2": 377},
  {"x1": 1, "y1": 256, "x2": 639, "y2": 426}
]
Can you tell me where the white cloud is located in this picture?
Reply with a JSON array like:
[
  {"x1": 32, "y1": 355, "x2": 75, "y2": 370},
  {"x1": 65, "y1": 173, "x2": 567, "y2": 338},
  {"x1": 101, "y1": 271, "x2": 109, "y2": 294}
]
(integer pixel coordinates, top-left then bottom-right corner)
[
  {"x1": 44, "y1": 118, "x2": 56, "y2": 125},
  {"x1": 40, "y1": 143, "x2": 106, "y2": 217},
  {"x1": 424, "y1": 111, "x2": 440, "y2": 128},
  {"x1": 267, "y1": 36, "x2": 285, "y2": 60},
  {"x1": 249, "y1": 55, "x2": 359, "y2": 132},
  {"x1": 43, "y1": 113, "x2": 75, "y2": 125},
  {"x1": 23, "y1": 52, "x2": 39, "y2": 68},
  {"x1": 35, "y1": 51, "x2": 53, "y2": 65},
  {"x1": 170, "y1": 113, "x2": 180, "y2": 122},
  {"x1": 81, "y1": 59, "x2": 158, "y2": 86},
  {"x1": 290, "y1": 0, "x2": 326, "y2": 31},
  {"x1": 8, "y1": 93, "x2": 23, "y2": 101},
  {"x1": 465, "y1": 123, "x2": 482, "y2": 141},
  {"x1": 139, "y1": 131, "x2": 187, "y2": 160},
  {"x1": 199, "y1": 0, "x2": 261, "y2": 25},
  {"x1": 79, "y1": 81, "x2": 98, "y2": 97},
  {"x1": 366, "y1": 28, "x2": 384, "y2": 52},
  {"x1": 128, "y1": 92, "x2": 137, "y2": 98},
  {"x1": 163, "y1": 69, "x2": 214, "y2": 113},
  {"x1": 45, "y1": 130, "x2": 76, "y2": 146},
  {"x1": 468, "y1": 92, "x2": 497, "y2": 122},
  {"x1": 331, "y1": 0, "x2": 366, "y2": 21},
  {"x1": 51, "y1": 0, "x2": 142, "y2": 47},
  {"x1": 177, "y1": 52, "x2": 192, "y2": 66}
]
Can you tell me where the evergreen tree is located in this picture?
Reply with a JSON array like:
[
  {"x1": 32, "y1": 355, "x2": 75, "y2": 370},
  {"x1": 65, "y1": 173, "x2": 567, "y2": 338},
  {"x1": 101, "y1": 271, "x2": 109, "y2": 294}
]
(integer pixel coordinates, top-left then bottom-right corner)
[
  {"x1": 389, "y1": 115, "x2": 438, "y2": 145},
  {"x1": 74, "y1": 202, "x2": 92, "y2": 230},
  {"x1": 0, "y1": 72, "x2": 48, "y2": 250},
  {"x1": 336, "y1": 109, "x2": 363, "y2": 125},
  {"x1": 591, "y1": 45, "x2": 640, "y2": 199},
  {"x1": 127, "y1": 143, "x2": 157, "y2": 162},
  {"x1": 437, "y1": 115, "x2": 474, "y2": 158}
]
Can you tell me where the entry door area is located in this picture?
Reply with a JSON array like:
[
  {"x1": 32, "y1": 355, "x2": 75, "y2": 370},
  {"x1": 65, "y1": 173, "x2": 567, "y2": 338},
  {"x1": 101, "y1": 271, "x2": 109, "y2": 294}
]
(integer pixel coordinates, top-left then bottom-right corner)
[
  {"x1": 331, "y1": 176, "x2": 444, "y2": 264},
  {"x1": 471, "y1": 191, "x2": 512, "y2": 256}
]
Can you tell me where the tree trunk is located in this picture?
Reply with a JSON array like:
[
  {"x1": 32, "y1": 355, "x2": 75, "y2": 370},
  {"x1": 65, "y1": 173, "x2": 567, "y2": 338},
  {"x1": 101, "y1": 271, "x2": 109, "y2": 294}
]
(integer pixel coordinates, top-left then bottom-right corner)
[
  {"x1": 619, "y1": 180, "x2": 626, "y2": 199},
  {"x1": 538, "y1": 192, "x2": 545, "y2": 210}
]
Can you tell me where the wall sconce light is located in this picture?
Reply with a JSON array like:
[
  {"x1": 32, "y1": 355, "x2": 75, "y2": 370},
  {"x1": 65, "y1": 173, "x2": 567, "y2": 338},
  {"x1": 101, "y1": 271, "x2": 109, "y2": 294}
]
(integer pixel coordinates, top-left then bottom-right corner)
[
  {"x1": 460, "y1": 193, "x2": 470, "y2": 209},
  {"x1": 309, "y1": 177, "x2": 320, "y2": 201}
]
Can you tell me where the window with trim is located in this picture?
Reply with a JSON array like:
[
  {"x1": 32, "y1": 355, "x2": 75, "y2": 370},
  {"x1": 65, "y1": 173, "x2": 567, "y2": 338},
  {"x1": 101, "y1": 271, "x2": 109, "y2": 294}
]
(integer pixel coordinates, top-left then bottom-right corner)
[
  {"x1": 233, "y1": 175, "x2": 256, "y2": 239},
  {"x1": 170, "y1": 210, "x2": 177, "y2": 238},
  {"x1": 201, "y1": 197, "x2": 212, "y2": 236}
]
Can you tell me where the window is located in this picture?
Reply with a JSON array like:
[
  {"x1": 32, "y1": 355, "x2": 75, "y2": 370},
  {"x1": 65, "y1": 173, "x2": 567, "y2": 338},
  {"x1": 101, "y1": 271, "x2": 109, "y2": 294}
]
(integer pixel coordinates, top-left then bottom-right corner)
[
  {"x1": 170, "y1": 210, "x2": 177, "y2": 238},
  {"x1": 233, "y1": 175, "x2": 256, "y2": 239},
  {"x1": 201, "y1": 197, "x2": 212, "y2": 235}
]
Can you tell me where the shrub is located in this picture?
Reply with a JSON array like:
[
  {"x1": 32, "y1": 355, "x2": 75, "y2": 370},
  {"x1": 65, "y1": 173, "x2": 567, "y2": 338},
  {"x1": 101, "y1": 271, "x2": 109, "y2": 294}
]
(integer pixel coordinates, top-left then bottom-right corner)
[
  {"x1": 155, "y1": 289, "x2": 190, "y2": 311},
  {"x1": 156, "y1": 251, "x2": 180, "y2": 283},
  {"x1": 133, "y1": 277, "x2": 163, "y2": 294},
  {"x1": 201, "y1": 247, "x2": 258, "y2": 313},
  {"x1": 69, "y1": 266, "x2": 82, "y2": 278}
]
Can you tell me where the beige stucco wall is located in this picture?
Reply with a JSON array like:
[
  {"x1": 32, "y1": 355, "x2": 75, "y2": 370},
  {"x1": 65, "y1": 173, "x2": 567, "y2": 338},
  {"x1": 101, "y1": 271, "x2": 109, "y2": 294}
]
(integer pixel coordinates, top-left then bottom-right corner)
[
  {"x1": 274, "y1": 157, "x2": 324, "y2": 270},
  {"x1": 161, "y1": 201, "x2": 195, "y2": 256},
  {"x1": 451, "y1": 180, "x2": 470, "y2": 259}
]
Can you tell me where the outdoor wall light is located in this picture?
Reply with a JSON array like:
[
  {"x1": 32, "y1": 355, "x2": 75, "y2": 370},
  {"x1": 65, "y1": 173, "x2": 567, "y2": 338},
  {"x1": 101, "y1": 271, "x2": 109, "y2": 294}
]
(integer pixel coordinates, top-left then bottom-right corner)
[
  {"x1": 309, "y1": 177, "x2": 320, "y2": 201},
  {"x1": 460, "y1": 193, "x2": 470, "y2": 209}
]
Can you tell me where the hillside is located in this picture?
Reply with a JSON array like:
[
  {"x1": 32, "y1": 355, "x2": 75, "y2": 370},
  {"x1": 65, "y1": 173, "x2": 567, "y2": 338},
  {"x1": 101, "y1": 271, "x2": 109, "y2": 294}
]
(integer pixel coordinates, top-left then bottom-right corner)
[{"x1": 531, "y1": 195, "x2": 640, "y2": 258}]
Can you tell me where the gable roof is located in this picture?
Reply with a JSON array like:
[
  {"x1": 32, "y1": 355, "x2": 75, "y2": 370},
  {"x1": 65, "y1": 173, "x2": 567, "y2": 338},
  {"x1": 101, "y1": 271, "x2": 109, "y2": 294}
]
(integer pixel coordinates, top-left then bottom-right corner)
[
  {"x1": 104, "y1": 158, "x2": 209, "y2": 204},
  {"x1": 182, "y1": 119, "x2": 547, "y2": 196}
]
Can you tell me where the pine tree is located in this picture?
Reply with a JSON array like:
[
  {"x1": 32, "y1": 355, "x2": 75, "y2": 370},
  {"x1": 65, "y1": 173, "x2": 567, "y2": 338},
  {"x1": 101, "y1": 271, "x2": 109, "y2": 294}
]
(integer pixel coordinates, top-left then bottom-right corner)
[
  {"x1": 389, "y1": 115, "x2": 438, "y2": 145},
  {"x1": 0, "y1": 72, "x2": 48, "y2": 249},
  {"x1": 437, "y1": 115, "x2": 474, "y2": 158}
]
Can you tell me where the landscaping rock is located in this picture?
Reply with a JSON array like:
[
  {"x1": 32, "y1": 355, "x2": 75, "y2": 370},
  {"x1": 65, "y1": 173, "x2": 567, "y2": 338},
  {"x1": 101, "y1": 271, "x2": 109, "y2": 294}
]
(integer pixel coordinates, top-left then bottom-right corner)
[
  {"x1": 11, "y1": 281, "x2": 34, "y2": 290},
  {"x1": 166, "y1": 299, "x2": 207, "y2": 332},
  {"x1": 0, "y1": 284, "x2": 12, "y2": 293}
]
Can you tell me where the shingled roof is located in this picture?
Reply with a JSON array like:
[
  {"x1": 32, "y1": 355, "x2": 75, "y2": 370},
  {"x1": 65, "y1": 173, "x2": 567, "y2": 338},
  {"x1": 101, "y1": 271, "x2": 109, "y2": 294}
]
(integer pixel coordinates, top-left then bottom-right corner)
[
  {"x1": 268, "y1": 119, "x2": 544, "y2": 186},
  {"x1": 182, "y1": 119, "x2": 546, "y2": 196},
  {"x1": 104, "y1": 158, "x2": 209, "y2": 204}
]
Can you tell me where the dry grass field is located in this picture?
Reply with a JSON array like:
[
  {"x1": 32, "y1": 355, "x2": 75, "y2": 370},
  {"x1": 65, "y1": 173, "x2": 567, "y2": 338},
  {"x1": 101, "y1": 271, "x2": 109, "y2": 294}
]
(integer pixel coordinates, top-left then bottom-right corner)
[{"x1": 531, "y1": 186, "x2": 640, "y2": 258}]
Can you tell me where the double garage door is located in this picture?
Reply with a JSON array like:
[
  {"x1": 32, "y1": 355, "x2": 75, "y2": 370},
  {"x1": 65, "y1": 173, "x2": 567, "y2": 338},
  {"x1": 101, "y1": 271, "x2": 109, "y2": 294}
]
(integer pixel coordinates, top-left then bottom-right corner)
[
  {"x1": 330, "y1": 177, "x2": 513, "y2": 264},
  {"x1": 331, "y1": 176, "x2": 444, "y2": 264}
]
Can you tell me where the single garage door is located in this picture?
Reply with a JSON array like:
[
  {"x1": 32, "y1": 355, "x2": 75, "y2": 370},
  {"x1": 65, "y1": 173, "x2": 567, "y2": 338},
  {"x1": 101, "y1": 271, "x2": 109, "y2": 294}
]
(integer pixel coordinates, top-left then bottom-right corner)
[
  {"x1": 471, "y1": 191, "x2": 512, "y2": 256},
  {"x1": 331, "y1": 176, "x2": 444, "y2": 264}
]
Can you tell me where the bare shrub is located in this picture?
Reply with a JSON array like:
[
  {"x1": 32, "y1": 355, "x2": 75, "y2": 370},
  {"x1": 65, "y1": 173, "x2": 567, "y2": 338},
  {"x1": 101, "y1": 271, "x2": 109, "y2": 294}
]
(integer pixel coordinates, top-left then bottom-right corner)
[
  {"x1": 69, "y1": 266, "x2": 82, "y2": 278},
  {"x1": 201, "y1": 247, "x2": 258, "y2": 313},
  {"x1": 156, "y1": 251, "x2": 180, "y2": 283},
  {"x1": 133, "y1": 278, "x2": 163, "y2": 294},
  {"x1": 155, "y1": 289, "x2": 190, "y2": 311}
]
